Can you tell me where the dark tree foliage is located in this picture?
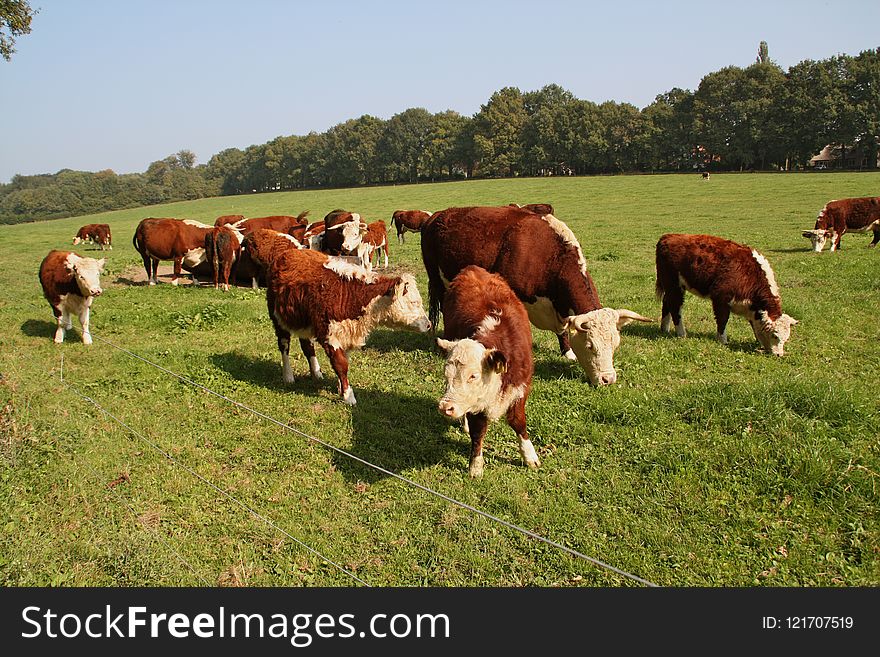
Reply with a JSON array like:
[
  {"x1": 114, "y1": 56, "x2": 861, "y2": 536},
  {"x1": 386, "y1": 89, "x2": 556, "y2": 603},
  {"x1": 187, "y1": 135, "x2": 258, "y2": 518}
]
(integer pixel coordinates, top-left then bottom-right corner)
[
  {"x1": 4, "y1": 49, "x2": 878, "y2": 224},
  {"x1": 1, "y1": 0, "x2": 36, "y2": 61}
]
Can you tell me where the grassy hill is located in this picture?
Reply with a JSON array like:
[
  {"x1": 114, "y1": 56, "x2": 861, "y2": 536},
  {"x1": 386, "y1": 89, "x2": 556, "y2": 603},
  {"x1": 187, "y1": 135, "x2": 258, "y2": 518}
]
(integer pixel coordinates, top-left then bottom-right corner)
[{"x1": 1, "y1": 172, "x2": 878, "y2": 586}]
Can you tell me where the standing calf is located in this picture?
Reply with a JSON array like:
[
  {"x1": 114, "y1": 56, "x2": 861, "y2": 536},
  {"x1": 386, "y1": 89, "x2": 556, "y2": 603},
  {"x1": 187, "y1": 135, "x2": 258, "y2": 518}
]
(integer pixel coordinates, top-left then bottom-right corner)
[
  {"x1": 39, "y1": 250, "x2": 105, "y2": 345},
  {"x1": 205, "y1": 225, "x2": 243, "y2": 291},
  {"x1": 655, "y1": 233, "x2": 798, "y2": 355},
  {"x1": 436, "y1": 265, "x2": 539, "y2": 477},
  {"x1": 266, "y1": 249, "x2": 431, "y2": 405}
]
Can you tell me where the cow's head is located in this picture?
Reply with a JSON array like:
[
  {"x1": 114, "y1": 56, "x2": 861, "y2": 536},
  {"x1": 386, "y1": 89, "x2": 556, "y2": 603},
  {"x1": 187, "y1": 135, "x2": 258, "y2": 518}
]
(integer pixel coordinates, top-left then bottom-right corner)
[
  {"x1": 562, "y1": 308, "x2": 653, "y2": 385},
  {"x1": 435, "y1": 337, "x2": 507, "y2": 420},
  {"x1": 72, "y1": 235, "x2": 82, "y2": 245},
  {"x1": 802, "y1": 229, "x2": 827, "y2": 252},
  {"x1": 750, "y1": 312, "x2": 798, "y2": 356},
  {"x1": 380, "y1": 274, "x2": 431, "y2": 333},
  {"x1": 66, "y1": 254, "x2": 105, "y2": 297}
]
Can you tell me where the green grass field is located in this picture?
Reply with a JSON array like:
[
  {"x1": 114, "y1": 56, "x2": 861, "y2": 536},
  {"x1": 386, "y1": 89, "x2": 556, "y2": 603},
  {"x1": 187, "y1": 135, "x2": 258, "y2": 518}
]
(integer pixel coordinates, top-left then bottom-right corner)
[{"x1": 1, "y1": 172, "x2": 878, "y2": 587}]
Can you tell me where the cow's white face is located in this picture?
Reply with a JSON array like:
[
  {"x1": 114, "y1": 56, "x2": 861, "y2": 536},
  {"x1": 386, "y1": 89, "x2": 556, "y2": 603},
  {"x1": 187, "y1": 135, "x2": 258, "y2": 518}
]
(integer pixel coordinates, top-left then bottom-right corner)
[
  {"x1": 72, "y1": 236, "x2": 82, "y2": 245},
  {"x1": 751, "y1": 312, "x2": 798, "y2": 356},
  {"x1": 383, "y1": 274, "x2": 431, "y2": 333},
  {"x1": 66, "y1": 254, "x2": 105, "y2": 297},
  {"x1": 802, "y1": 229, "x2": 827, "y2": 252},
  {"x1": 340, "y1": 215, "x2": 367, "y2": 253},
  {"x1": 562, "y1": 308, "x2": 652, "y2": 385},
  {"x1": 436, "y1": 338, "x2": 506, "y2": 420}
]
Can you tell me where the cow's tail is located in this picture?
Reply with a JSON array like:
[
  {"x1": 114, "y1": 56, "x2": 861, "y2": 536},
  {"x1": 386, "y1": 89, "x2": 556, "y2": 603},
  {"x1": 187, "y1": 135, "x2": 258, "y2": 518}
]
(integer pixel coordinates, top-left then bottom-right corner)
[
  {"x1": 654, "y1": 243, "x2": 665, "y2": 302},
  {"x1": 132, "y1": 228, "x2": 142, "y2": 255},
  {"x1": 420, "y1": 213, "x2": 445, "y2": 333}
]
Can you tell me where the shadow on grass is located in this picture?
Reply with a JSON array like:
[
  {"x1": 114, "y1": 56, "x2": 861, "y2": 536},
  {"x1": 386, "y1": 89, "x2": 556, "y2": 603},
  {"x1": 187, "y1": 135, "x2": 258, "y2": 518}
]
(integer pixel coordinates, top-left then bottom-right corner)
[
  {"x1": 211, "y1": 350, "x2": 326, "y2": 396},
  {"x1": 21, "y1": 318, "x2": 56, "y2": 339},
  {"x1": 366, "y1": 328, "x2": 437, "y2": 353},
  {"x1": 342, "y1": 387, "x2": 468, "y2": 484},
  {"x1": 765, "y1": 247, "x2": 815, "y2": 254}
]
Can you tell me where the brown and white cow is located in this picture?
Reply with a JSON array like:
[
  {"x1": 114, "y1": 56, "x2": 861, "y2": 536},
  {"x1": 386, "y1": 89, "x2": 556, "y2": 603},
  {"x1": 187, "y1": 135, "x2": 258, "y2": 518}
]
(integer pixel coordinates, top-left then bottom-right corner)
[
  {"x1": 205, "y1": 224, "x2": 243, "y2": 291},
  {"x1": 214, "y1": 214, "x2": 245, "y2": 227},
  {"x1": 233, "y1": 211, "x2": 310, "y2": 237},
  {"x1": 132, "y1": 217, "x2": 213, "y2": 286},
  {"x1": 356, "y1": 219, "x2": 390, "y2": 270},
  {"x1": 437, "y1": 266, "x2": 539, "y2": 477},
  {"x1": 265, "y1": 248, "x2": 431, "y2": 405},
  {"x1": 391, "y1": 210, "x2": 432, "y2": 244},
  {"x1": 421, "y1": 206, "x2": 651, "y2": 385},
  {"x1": 240, "y1": 228, "x2": 305, "y2": 288},
  {"x1": 322, "y1": 209, "x2": 368, "y2": 256},
  {"x1": 802, "y1": 197, "x2": 880, "y2": 251},
  {"x1": 73, "y1": 223, "x2": 112, "y2": 250},
  {"x1": 39, "y1": 250, "x2": 105, "y2": 345},
  {"x1": 655, "y1": 233, "x2": 798, "y2": 355},
  {"x1": 508, "y1": 203, "x2": 555, "y2": 215},
  {"x1": 301, "y1": 220, "x2": 326, "y2": 250}
]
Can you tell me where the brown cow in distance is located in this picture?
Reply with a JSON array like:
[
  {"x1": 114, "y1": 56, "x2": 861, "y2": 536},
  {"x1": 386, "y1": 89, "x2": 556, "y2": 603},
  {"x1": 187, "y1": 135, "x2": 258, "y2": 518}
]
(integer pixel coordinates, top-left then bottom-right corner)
[
  {"x1": 39, "y1": 250, "x2": 105, "y2": 344},
  {"x1": 437, "y1": 266, "x2": 539, "y2": 477},
  {"x1": 421, "y1": 206, "x2": 651, "y2": 385},
  {"x1": 205, "y1": 224, "x2": 243, "y2": 291},
  {"x1": 357, "y1": 219, "x2": 390, "y2": 270},
  {"x1": 214, "y1": 214, "x2": 245, "y2": 227},
  {"x1": 234, "y1": 211, "x2": 310, "y2": 236},
  {"x1": 802, "y1": 197, "x2": 880, "y2": 251},
  {"x1": 73, "y1": 223, "x2": 112, "y2": 250},
  {"x1": 508, "y1": 203, "x2": 555, "y2": 216},
  {"x1": 391, "y1": 209, "x2": 432, "y2": 244},
  {"x1": 132, "y1": 218, "x2": 213, "y2": 285},
  {"x1": 655, "y1": 233, "x2": 798, "y2": 355},
  {"x1": 265, "y1": 248, "x2": 431, "y2": 405}
]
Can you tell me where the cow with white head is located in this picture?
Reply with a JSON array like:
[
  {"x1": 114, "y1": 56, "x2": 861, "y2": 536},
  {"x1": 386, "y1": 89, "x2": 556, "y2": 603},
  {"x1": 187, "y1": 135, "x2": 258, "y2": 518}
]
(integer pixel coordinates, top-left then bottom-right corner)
[{"x1": 38, "y1": 250, "x2": 105, "y2": 345}]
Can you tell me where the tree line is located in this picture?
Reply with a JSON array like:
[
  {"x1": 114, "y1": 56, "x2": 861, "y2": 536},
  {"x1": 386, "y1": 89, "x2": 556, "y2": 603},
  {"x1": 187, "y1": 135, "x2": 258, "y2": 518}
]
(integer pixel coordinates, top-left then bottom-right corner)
[{"x1": 2, "y1": 47, "x2": 877, "y2": 224}]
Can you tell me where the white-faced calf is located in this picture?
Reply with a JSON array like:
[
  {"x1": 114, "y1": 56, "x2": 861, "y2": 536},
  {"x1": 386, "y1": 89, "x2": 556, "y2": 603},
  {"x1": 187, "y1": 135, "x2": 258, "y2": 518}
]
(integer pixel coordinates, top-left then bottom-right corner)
[
  {"x1": 655, "y1": 233, "x2": 798, "y2": 355},
  {"x1": 39, "y1": 250, "x2": 105, "y2": 345},
  {"x1": 436, "y1": 265, "x2": 539, "y2": 477}
]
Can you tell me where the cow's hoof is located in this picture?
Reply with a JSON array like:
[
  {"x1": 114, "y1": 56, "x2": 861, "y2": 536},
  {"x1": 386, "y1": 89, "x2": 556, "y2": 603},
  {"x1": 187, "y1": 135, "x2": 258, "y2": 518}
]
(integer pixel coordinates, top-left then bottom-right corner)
[
  {"x1": 563, "y1": 349, "x2": 577, "y2": 361},
  {"x1": 82, "y1": 335, "x2": 93, "y2": 346},
  {"x1": 342, "y1": 386, "x2": 357, "y2": 405},
  {"x1": 468, "y1": 456, "x2": 485, "y2": 478}
]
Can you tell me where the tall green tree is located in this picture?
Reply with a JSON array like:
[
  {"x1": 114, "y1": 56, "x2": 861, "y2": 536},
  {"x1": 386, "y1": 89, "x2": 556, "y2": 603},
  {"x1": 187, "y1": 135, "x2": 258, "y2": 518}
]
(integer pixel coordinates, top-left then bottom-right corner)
[
  {"x1": 472, "y1": 87, "x2": 527, "y2": 177},
  {"x1": 377, "y1": 108, "x2": 434, "y2": 183},
  {"x1": 1, "y1": 0, "x2": 35, "y2": 61}
]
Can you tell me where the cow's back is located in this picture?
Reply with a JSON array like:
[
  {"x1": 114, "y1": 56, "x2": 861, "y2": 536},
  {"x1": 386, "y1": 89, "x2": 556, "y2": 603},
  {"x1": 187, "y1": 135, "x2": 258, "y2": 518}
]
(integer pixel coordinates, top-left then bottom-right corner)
[
  {"x1": 39, "y1": 250, "x2": 79, "y2": 300},
  {"x1": 825, "y1": 197, "x2": 880, "y2": 231}
]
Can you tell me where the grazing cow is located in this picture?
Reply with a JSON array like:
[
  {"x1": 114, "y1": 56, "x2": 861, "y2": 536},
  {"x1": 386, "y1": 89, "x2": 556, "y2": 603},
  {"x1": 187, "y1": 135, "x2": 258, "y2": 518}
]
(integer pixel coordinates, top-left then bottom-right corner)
[
  {"x1": 132, "y1": 217, "x2": 213, "y2": 285},
  {"x1": 701, "y1": 172, "x2": 710, "y2": 181},
  {"x1": 38, "y1": 250, "x2": 105, "y2": 345},
  {"x1": 391, "y1": 209, "x2": 432, "y2": 244},
  {"x1": 73, "y1": 223, "x2": 112, "y2": 250},
  {"x1": 234, "y1": 211, "x2": 310, "y2": 236},
  {"x1": 214, "y1": 214, "x2": 245, "y2": 227},
  {"x1": 322, "y1": 209, "x2": 367, "y2": 256},
  {"x1": 655, "y1": 233, "x2": 798, "y2": 355},
  {"x1": 205, "y1": 225, "x2": 243, "y2": 291},
  {"x1": 508, "y1": 203, "x2": 555, "y2": 215},
  {"x1": 356, "y1": 219, "x2": 390, "y2": 270},
  {"x1": 240, "y1": 228, "x2": 304, "y2": 288},
  {"x1": 802, "y1": 197, "x2": 880, "y2": 251},
  {"x1": 437, "y1": 266, "x2": 538, "y2": 477},
  {"x1": 265, "y1": 248, "x2": 431, "y2": 405},
  {"x1": 421, "y1": 206, "x2": 651, "y2": 385}
]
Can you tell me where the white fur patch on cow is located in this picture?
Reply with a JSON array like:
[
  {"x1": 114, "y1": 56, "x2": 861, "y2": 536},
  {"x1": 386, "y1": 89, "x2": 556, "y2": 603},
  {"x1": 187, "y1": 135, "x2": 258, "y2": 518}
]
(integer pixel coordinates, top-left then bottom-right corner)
[
  {"x1": 751, "y1": 250, "x2": 779, "y2": 298},
  {"x1": 183, "y1": 247, "x2": 207, "y2": 268},
  {"x1": 475, "y1": 312, "x2": 501, "y2": 337},
  {"x1": 308, "y1": 355, "x2": 323, "y2": 380},
  {"x1": 182, "y1": 219, "x2": 211, "y2": 228},
  {"x1": 342, "y1": 385, "x2": 357, "y2": 405},
  {"x1": 541, "y1": 214, "x2": 587, "y2": 275},
  {"x1": 519, "y1": 438, "x2": 540, "y2": 468},
  {"x1": 323, "y1": 257, "x2": 379, "y2": 283},
  {"x1": 524, "y1": 297, "x2": 564, "y2": 332}
]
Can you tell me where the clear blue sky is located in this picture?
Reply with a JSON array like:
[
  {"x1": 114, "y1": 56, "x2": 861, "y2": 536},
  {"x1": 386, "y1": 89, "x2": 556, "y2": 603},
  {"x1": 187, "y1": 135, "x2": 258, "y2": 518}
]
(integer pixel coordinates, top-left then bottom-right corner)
[{"x1": 2, "y1": 0, "x2": 878, "y2": 183}]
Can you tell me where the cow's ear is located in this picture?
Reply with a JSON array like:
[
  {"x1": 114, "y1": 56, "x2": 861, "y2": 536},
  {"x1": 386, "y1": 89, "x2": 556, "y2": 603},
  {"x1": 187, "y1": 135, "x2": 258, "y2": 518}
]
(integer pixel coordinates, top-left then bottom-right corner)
[
  {"x1": 483, "y1": 348, "x2": 507, "y2": 374},
  {"x1": 436, "y1": 338, "x2": 455, "y2": 354},
  {"x1": 97, "y1": 258, "x2": 106, "y2": 271},
  {"x1": 801, "y1": 230, "x2": 815, "y2": 238}
]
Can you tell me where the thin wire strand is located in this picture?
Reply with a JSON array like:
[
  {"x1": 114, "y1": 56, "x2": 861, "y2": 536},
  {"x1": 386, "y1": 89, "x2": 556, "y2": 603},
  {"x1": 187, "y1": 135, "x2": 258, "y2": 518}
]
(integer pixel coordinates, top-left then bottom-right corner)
[
  {"x1": 70, "y1": 447, "x2": 212, "y2": 586},
  {"x1": 60, "y1": 377, "x2": 372, "y2": 587},
  {"x1": 91, "y1": 332, "x2": 658, "y2": 587}
]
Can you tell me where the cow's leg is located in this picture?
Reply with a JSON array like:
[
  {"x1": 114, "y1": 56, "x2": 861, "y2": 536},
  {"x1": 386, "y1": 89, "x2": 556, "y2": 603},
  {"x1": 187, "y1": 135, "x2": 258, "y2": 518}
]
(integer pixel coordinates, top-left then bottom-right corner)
[
  {"x1": 274, "y1": 328, "x2": 294, "y2": 384},
  {"x1": 871, "y1": 228, "x2": 880, "y2": 247},
  {"x1": 465, "y1": 412, "x2": 489, "y2": 478},
  {"x1": 660, "y1": 284, "x2": 686, "y2": 337},
  {"x1": 556, "y1": 332, "x2": 576, "y2": 360},
  {"x1": 299, "y1": 339, "x2": 323, "y2": 380},
  {"x1": 397, "y1": 229, "x2": 405, "y2": 245},
  {"x1": 829, "y1": 231, "x2": 839, "y2": 251},
  {"x1": 711, "y1": 298, "x2": 731, "y2": 345},
  {"x1": 171, "y1": 258, "x2": 182, "y2": 286},
  {"x1": 382, "y1": 242, "x2": 389, "y2": 268},
  {"x1": 52, "y1": 306, "x2": 65, "y2": 343},
  {"x1": 150, "y1": 257, "x2": 160, "y2": 285},
  {"x1": 321, "y1": 343, "x2": 355, "y2": 404},
  {"x1": 80, "y1": 299, "x2": 93, "y2": 345},
  {"x1": 506, "y1": 397, "x2": 539, "y2": 469}
]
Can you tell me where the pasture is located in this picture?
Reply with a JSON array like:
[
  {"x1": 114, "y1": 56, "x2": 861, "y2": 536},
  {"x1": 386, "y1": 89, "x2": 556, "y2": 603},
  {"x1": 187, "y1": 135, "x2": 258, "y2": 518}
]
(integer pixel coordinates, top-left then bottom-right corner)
[{"x1": 0, "y1": 172, "x2": 878, "y2": 587}]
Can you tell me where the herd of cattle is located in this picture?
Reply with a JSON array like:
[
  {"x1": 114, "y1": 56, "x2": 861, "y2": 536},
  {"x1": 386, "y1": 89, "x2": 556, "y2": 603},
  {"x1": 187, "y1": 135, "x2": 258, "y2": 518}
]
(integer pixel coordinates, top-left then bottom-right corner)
[{"x1": 38, "y1": 196, "x2": 880, "y2": 475}]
